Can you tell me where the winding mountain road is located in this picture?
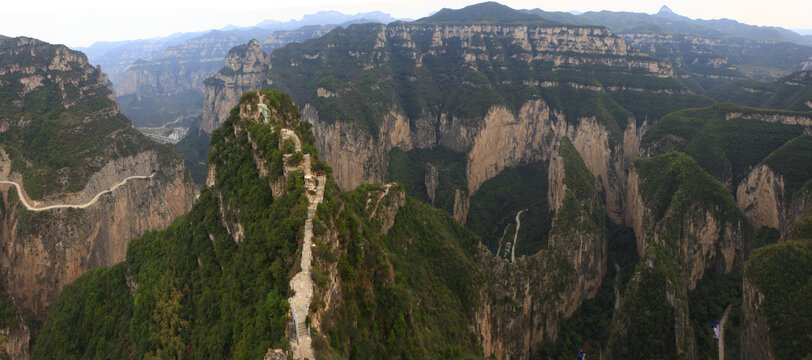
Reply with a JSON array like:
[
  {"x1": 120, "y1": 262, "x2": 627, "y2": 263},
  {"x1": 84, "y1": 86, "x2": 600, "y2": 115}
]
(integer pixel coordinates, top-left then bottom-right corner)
[
  {"x1": 0, "y1": 173, "x2": 155, "y2": 211},
  {"x1": 510, "y1": 209, "x2": 527, "y2": 262}
]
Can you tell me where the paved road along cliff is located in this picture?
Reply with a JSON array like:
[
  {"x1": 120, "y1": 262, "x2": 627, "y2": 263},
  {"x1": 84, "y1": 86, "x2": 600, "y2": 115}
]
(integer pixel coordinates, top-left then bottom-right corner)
[{"x1": 0, "y1": 173, "x2": 156, "y2": 211}]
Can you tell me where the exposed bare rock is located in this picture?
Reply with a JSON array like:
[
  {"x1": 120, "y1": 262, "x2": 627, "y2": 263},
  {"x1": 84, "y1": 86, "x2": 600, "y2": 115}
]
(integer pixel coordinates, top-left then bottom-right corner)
[
  {"x1": 263, "y1": 349, "x2": 286, "y2": 360},
  {"x1": 737, "y1": 164, "x2": 784, "y2": 229},
  {"x1": 547, "y1": 151, "x2": 566, "y2": 212},
  {"x1": 0, "y1": 37, "x2": 197, "y2": 357},
  {"x1": 0, "y1": 154, "x2": 194, "y2": 334},
  {"x1": 725, "y1": 112, "x2": 812, "y2": 126},
  {"x1": 741, "y1": 276, "x2": 775, "y2": 360},
  {"x1": 309, "y1": 98, "x2": 631, "y2": 225},
  {"x1": 453, "y1": 189, "x2": 470, "y2": 225},
  {"x1": 475, "y1": 138, "x2": 606, "y2": 359},
  {"x1": 737, "y1": 163, "x2": 811, "y2": 233},
  {"x1": 0, "y1": 311, "x2": 29, "y2": 360},
  {"x1": 424, "y1": 163, "x2": 438, "y2": 204},
  {"x1": 200, "y1": 40, "x2": 272, "y2": 133},
  {"x1": 307, "y1": 105, "x2": 418, "y2": 190}
]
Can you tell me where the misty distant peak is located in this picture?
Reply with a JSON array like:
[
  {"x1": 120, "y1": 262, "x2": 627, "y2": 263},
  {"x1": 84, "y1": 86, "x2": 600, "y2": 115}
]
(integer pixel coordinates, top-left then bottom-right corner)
[{"x1": 658, "y1": 5, "x2": 675, "y2": 15}]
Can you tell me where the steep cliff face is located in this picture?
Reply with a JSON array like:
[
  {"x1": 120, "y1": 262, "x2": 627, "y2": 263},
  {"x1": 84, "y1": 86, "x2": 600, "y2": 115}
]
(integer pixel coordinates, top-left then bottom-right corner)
[
  {"x1": 741, "y1": 236, "x2": 812, "y2": 360},
  {"x1": 474, "y1": 138, "x2": 606, "y2": 359},
  {"x1": 741, "y1": 276, "x2": 774, "y2": 360},
  {"x1": 115, "y1": 26, "x2": 336, "y2": 128},
  {"x1": 267, "y1": 3, "x2": 706, "y2": 215},
  {"x1": 621, "y1": 33, "x2": 747, "y2": 92},
  {"x1": 628, "y1": 153, "x2": 748, "y2": 289},
  {"x1": 200, "y1": 40, "x2": 272, "y2": 134},
  {"x1": 610, "y1": 153, "x2": 751, "y2": 358},
  {"x1": 0, "y1": 153, "x2": 193, "y2": 330},
  {"x1": 737, "y1": 164, "x2": 786, "y2": 229},
  {"x1": 0, "y1": 37, "x2": 196, "y2": 355},
  {"x1": 737, "y1": 134, "x2": 812, "y2": 233}
]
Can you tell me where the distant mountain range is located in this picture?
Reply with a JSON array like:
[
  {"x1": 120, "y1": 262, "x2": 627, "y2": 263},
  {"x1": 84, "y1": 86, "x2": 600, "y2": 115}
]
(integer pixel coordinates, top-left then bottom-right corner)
[{"x1": 76, "y1": 10, "x2": 405, "y2": 82}]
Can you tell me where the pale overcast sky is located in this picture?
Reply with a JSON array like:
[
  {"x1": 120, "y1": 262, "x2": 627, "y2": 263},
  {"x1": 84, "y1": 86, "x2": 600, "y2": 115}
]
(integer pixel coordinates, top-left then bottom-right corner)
[{"x1": 1, "y1": 0, "x2": 810, "y2": 47}]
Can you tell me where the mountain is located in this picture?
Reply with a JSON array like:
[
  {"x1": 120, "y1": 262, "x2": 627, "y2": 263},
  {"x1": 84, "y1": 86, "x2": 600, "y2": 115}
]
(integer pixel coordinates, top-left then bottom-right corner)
[
  {"x1": 89, "y1": 12, "x2": 400, "y2": 134},
  {"x1": 258, "y1": 2, "x2": 710, "y2": 231},
  {"x1": 525, "y1": 7, "x2": 812, "y2": 89},
  {"x1": 32, "y1": 87, "x2": 611, "y2": 359},
  {"x1": 33, "y1": 88, "x2": 812, "y2": 359},
  {"x1": 742, "y1": 212, "x2": 812, "y2": 360},
  {"x1": 76, "y1": 31, "x2": 207, "y2": 83},
  {"x1": 0, "y1": 36, "x2": 196, "y2": 357},
  {"x1": 78, "y1": 11, "x2": 402, "y2": 83},
  {"x1": 23, "y1": 2, "x2": 812, "y2": 359},
  {"x1": 412, "y1": 2, "x2": 556, "y2": 24},
  {"x1": 705, "y1": 70, "x2": 812, "y2": 111}
]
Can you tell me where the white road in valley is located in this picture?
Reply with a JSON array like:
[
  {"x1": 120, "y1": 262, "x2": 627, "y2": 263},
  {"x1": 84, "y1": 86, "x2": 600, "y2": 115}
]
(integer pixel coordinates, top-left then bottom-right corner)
[
  {"x1": 510, "y1": 209, "x2": 527, "y2": 262},
  {"x1": 0, "y1": 173, "x2": 155, "y2": 211}
]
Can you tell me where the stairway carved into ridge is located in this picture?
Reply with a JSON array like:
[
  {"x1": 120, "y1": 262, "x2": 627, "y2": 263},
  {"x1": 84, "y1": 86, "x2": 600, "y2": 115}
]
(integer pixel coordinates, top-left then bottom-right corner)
[{"x1": 280, "y1": 127, "x2": 325, "y2": 360}]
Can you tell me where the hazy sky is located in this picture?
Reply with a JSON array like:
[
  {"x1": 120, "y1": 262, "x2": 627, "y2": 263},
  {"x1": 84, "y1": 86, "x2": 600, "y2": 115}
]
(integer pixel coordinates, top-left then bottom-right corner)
[{"x1": 1, "y1": 0, "x2": 810, "y2": 47}]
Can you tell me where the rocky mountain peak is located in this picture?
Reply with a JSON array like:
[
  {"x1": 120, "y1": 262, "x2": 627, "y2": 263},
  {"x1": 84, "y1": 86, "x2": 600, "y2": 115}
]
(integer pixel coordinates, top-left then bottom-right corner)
[
  {"x1": 0, "y1": 36, "x2": 114, "y2": 108},
  {"x1": 658, "y1": 5, "x2": 675, "y2": 15},
  {"x1": 224, "y1": 38, "x2": 269, "y2": 72},
  {"x1": 416, "y1": 1, "x2": 554, "y2": 24}
]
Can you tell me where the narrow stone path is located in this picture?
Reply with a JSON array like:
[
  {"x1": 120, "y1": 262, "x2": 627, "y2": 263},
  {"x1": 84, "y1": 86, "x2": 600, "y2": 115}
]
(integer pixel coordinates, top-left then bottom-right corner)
[
  {"x1": 510, "y1": 209, "x2": 527, "y2": 262},
  {"x1": 719, "y1": 304, "x2": 732, "y2": 360},
  {"x1": 283, "y1": 128, "x2": 325, "y2": 360},
  {"x1": 0, "y1": 173, "x2": 155, "y2": 211}
]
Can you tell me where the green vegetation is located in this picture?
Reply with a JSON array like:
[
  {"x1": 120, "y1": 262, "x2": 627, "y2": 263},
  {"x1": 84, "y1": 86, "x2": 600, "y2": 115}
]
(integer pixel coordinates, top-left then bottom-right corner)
[
  {"x1": 118, "y1": 90, "x2": 202, "y2": 128},
  {"x1": 642, "y1": 104, "x2": 806, "y2": 185},
  {"x1": 689, "y1": 272, "x2": 742, "y2": 359},
  {"x1": 387, "y1": 147, "x2": 467, "y2": 213},
  {"x1": 636, "y1": 152, "x2": 749, "y2": 226},
  {"x1": 315, "y1": 188, "x2": 483, "y2": 358},
  {"x1": 174, "y1": 123, "x2": 212, "y2": 184},
  {"x1": 266, "y1": 4, "x2": 709, "y2": 148},
  {"x1": 560, "y1": 137, "x2": 596, "y2": 202},
  {"x1": 744, "y1": 239, "x2": 812, "y2": 359},
  {"x1": 534, "y1": 223, "x2": 639, "y2": 359},
  {"x1": 609, "y1": 244, "x2": 682, "y2": 359},
  {"x1": 33, "y1": 90, "x2": 311, "y2": 359},
  {"x1": 33, "y1": 264, "x2": 134, "y2": 359},
  {"x1": 35, "y1": 89, "x2": 489, "y2": 359},
  {"x1": 410, "y1": 2, "x2": 558, "y2": 25},
  {"x1": 764, "y1": 135, "x2": 812, "y2": 196},
  {"x1": 0, "y1": 38, "x2": 181, "y2": 200},
  {"x1": 706, "y1": 71, "x2": 812, "y2": 111},
  {"x1": 0, "y1": 284, "x2": 18, "y2": 331},
  {"x1": 467, "y1": 162, "x2": 551, "y2": 257}
]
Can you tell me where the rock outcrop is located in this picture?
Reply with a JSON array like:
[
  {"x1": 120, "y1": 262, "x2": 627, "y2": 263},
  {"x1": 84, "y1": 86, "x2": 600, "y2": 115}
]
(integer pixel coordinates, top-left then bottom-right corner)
[
  {"x1": 0, "y1": 311, "x2": 29, "y2": 360},
  {"x1": 268, "y1": 8, "x2": 687, "y2": 228},
  {"x1": 475, "y1": 138, "x2": 606, "y2": 359},
  {"x1": 200, "y1": 40, "x2": 272, "y2": 134},
  {"x1": 736, "y1": 136, "x2": 812, "y2": 233},
  {"x1": 0, "y1": 153, "x2": 193, "y2": 331},
  {"x1": 0, "y1": 37, "x2": 196, "y2": 357},
  {"x1": 610, "y1": 153, "x2": 751, "y2": 358},
  {"x1": 424, "y1": 163, "x2": 438, "y2": 204},
  {"x1": 741, "y1": 276, "x2": 774, "y2": 360}
]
